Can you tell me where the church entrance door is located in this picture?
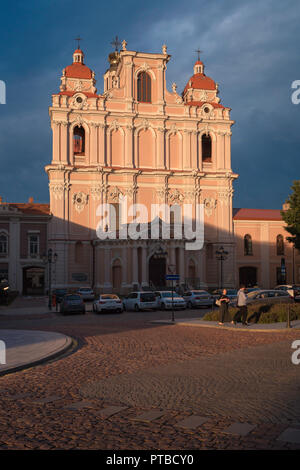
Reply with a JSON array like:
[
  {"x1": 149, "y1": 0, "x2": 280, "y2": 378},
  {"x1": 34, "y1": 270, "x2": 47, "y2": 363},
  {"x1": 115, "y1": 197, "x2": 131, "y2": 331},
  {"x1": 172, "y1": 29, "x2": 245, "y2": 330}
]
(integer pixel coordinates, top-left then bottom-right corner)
[
  {"x1": 239, "y1": 266, "x2": 257, "y2": 287},
  {"x1": 149, "y1": 255, "x2": 166, "y2": 289}
]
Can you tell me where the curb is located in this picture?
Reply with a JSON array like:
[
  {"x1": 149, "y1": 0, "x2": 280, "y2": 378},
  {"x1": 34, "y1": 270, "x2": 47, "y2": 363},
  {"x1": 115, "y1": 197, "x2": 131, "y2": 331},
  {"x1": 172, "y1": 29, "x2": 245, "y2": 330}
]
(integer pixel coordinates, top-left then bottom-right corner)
[
  {"x1": 175, "y1": 321, "x2": 297, "y2": 333},
  {"x1": 0, "y1": 334, "x2": 75, "y2": 377}
]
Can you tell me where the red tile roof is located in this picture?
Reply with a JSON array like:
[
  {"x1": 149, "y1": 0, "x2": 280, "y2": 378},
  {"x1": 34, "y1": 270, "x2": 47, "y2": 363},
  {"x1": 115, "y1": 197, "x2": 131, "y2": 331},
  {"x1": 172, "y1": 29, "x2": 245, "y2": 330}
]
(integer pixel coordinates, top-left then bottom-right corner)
[
  {"x1": 184, "y1": 73, "x2": 216, "y2": 93},
  {"x1": 64, "y1": 63, "x2": 93, "y2": 79},
  {"x1": 233, "y1": 208, "x2": 283, "y2": 221},
  {"x1": 4, "y1": 203, "x2": 50, "y2": 216},
  {"x1": 58, "y1": 91, "x2": 98, "y2": 98}
]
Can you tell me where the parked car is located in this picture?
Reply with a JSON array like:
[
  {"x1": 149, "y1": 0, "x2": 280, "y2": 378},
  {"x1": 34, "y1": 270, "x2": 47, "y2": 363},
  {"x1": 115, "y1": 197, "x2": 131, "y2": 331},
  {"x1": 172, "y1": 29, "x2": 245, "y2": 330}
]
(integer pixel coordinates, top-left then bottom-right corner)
[
  {"x1": 60, "y1": 294, "x2": 86, "y2": 315},
  {"x1": 77, "y1": 287, "x2": 95, "y2": 301},
  {"x1": 274, "y1": 285, "x2": 300, "y2": 301},
  {"x1": 154, "y1": 291, "x2": 186, "y2": 310},
  {"x1": 246, "y1": 289, "x2": 291, "y2": 305},
  {"x1": 182, "y1": 290, "x2": 214, "y2": 309},
  {"x1": 53, "y1": 288, "x2": 67, "y2": 304},
  {"x1": 123, "y1": 292, "x2": 157, "y2": 311},
  {"x1": 93, "y1": 294, "x2": 123, "y2": 313}
]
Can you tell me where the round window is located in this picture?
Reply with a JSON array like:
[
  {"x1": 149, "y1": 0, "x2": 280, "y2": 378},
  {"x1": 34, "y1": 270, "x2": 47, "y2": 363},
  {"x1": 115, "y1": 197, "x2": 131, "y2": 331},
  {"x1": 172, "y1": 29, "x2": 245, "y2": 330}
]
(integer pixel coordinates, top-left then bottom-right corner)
[
  {"x1": 76, "y1": 96, "x2": 83, "y2": 103},
  {"x1": 204, "y1": 107, "x2": 210, "y2": 113}
]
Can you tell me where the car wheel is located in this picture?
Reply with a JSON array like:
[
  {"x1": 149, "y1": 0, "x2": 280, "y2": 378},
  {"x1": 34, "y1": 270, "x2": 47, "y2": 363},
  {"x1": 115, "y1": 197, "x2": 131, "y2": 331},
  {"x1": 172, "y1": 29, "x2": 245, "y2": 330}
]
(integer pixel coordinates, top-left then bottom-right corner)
[
  {"x1": 134, "y1": 304, "x2": 140, "y2": 312},
  {"x1": 187, "y1": 301, "x2": 192, "y2": 309}
]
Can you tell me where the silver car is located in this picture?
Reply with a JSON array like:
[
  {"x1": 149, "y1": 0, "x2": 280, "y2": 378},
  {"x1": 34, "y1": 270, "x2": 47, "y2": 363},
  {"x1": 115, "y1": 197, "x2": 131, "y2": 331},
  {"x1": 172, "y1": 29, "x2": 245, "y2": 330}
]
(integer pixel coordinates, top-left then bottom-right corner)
[
  {"x1": 182, "y1": 290, "x2": 214, "y2": 309},
  {"x1": 155, "y1": 291, "x2": 186, "y2": 310},
  {"x1": 77, "y1": 287, "x2": 95, "y2": 301},
  {"x1": 246, "y1": 289, "x2": 291, "y2": 304}
]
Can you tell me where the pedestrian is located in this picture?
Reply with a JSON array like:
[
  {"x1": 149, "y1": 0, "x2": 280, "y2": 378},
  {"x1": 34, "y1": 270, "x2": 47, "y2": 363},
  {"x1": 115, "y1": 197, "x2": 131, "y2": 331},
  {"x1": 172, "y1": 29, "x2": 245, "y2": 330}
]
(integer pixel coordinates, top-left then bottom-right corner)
[
  {"x1": 218, "y1": 289, "x2": 231, "y2": 325},
  {"x1": 232, "y1": 285, "x2": 248, "y2": 325}
]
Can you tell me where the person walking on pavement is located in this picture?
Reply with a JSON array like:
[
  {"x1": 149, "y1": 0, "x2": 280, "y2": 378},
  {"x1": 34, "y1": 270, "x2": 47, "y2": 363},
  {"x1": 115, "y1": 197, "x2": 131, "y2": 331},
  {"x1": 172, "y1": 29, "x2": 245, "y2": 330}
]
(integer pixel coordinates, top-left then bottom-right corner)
[
  {"x1": 232, "y1": 285, "x2": 248, "y2": 325},
  {"x1": 218, "y1": 289, "x2": 231, "y2": 325}
]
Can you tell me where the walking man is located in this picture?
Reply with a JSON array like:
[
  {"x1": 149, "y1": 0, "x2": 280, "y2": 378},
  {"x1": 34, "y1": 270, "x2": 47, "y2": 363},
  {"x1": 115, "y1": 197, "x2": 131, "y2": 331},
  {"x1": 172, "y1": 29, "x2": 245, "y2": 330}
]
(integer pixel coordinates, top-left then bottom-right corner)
[{"x1": 232, "y1": 285, "x2": 248, "y2": 325}]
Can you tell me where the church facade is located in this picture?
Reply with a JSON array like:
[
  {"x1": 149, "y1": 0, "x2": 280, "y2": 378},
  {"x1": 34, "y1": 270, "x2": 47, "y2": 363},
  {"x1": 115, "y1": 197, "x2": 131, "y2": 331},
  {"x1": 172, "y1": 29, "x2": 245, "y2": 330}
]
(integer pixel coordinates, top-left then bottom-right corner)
[{"x1": 41, "y1": 42, "x2": 299, "y2": 293}]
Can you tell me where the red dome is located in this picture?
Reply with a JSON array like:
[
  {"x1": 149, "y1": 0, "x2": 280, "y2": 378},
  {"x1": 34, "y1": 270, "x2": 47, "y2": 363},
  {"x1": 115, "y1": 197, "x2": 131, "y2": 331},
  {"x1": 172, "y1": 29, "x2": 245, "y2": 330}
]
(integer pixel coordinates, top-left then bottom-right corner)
[
  {"x1": 64, "y1": 63, "x2": 93, "y2": 79},
  {"x1": 184, "y1": 73, "x2": 216, "y2": 94}
]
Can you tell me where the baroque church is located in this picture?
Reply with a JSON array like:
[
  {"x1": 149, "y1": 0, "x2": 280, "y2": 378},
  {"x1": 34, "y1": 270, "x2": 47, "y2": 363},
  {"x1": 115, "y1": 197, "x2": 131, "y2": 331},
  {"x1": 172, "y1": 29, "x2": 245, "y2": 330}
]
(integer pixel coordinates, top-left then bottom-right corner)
[{"x1": 0, "y1": 41, "x2": 296, "y2": 295}]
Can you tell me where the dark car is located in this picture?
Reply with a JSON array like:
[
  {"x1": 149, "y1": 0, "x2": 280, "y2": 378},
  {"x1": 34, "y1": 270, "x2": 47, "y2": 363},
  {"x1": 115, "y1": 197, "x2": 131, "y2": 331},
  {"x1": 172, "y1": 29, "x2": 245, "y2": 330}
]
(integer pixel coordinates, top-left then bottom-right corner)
[
  {"x1": 60, "y1": 294, "x2": 85, "y2": 315},
  {"x1": 54, "y1": 288, "x2": 67, "y2": 303}
]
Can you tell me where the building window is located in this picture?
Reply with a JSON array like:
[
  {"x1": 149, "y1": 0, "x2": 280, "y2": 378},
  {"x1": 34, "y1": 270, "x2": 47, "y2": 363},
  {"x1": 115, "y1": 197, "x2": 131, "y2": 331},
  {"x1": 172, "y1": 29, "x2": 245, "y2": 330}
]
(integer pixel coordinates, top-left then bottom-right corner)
[
  {"x1": 276, "y1": 234, "x2": 284, "y2": 255},
  {"x1": 202, "y1": 134, "x2": 212, "y2": 162},
  {"x1": 0, "y1": 233, "x2": 8, "y2": 255},
  {"x1": 73, "y1": 126, "x2": 85, "y2": 155},
  {"x1": 29, "y1": 234, "x2": 39, "y2": 257},
  {"x1": 244, "y1": 234, "x2": 253, "y2": 256},
  {"x1": 137, "y1": 72, "x2": 151, "y2": 103}
]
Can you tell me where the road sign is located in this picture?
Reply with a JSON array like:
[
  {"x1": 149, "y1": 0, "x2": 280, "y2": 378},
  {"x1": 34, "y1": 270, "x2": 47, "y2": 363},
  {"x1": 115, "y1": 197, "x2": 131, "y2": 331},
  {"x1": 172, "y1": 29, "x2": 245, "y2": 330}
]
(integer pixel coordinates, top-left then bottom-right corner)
[{"x1": 165, "y1": 274, "x2": 180, "y2": 281}]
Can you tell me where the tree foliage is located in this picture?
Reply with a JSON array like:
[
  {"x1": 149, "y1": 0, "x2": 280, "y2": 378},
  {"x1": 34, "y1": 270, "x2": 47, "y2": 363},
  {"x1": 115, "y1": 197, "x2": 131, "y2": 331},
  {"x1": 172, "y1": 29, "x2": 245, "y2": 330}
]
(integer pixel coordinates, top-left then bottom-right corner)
[{"x1": 281, "y1": 180, "x2": 300, "y2": 249}]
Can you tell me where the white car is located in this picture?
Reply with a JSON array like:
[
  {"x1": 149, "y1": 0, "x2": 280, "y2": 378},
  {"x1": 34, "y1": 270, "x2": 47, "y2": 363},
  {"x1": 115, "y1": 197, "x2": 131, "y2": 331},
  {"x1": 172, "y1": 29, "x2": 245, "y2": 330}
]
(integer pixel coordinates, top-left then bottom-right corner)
[
  {"x1": 182, "y1": 290, "x2": 214, "y2": 308},
  {"x1": 77, "y1": 287, "x2": 95, "y2": 301},
  {"x1": 155, "y1": 291, "x2": 186, "y2": 310},
  {"x1": 93, "y1": 294, "x2": 123, "y2": 313},
  {"x1": 123, "y1": 292, "x2": 157, "y2": 312}
]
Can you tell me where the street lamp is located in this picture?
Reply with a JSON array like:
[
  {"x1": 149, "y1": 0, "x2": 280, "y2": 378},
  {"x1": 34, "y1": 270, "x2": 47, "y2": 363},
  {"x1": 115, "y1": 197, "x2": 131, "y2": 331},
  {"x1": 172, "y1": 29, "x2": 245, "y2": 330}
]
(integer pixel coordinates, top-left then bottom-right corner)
[
  {"x1": 215, "y1": 246, "x2": 229, "y2": 290},
  {"x1": 43, "y1": 249, "x2": 58, "y2": 310}
]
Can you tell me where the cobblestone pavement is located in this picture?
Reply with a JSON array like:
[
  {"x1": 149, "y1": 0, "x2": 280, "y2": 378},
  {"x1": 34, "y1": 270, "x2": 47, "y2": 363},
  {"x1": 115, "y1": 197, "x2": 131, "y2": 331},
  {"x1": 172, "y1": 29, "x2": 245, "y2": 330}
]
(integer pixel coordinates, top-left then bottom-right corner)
[{"x1": 0, "y1": 307, "x2": 300, "y2": 450}]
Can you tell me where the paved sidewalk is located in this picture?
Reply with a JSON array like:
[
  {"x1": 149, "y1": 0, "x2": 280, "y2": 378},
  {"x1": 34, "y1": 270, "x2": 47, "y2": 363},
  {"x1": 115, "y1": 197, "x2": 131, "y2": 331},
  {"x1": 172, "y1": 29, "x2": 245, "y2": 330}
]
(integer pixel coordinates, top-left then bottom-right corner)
[
  {"x1": 0, "y1": 329, "x2": 73, "y2": 375},
  {"x1": 151, "y1": 318, "x2": 300, "y2": 332}
]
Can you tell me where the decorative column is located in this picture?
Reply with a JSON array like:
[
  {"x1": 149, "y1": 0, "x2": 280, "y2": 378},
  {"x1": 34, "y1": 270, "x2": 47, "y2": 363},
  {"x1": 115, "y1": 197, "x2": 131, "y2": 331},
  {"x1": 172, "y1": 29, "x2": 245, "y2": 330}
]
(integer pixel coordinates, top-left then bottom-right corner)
[
  {"x1": 60, "y1": 121, "x2": 69, "y2": 164},
  {"x1": 141, "y1": 245, "x2": 148, "y2": 286},
  {"x1": 183, "y1": 130, "x2": 192, "y2": 169},
  {"x1": 103, "y1": 246, "x2": 112, "y2": 289},
  {"x1": 98, "y1": 124, "x2": 106, "y2": 166},
  {"x1": 156, "y1": 127, "x2": 165, "y2": 169},
  {"x1": 90, "y1": 122, "x2": 99, "y2": 165},
  {"x1": 125, "y1": 125, "x2": 134, "y2": 167},
  {"x1": 191, "y1": 130, "x2": 198, "y2": 169},
  {"x1": 51, "y1": 121, "x2": 60, "y2": 163},
  {"x1": 224, "y1": 131, "x2": 232, "y2": 170},
  {"x1": 132, "y1": 246, "x2": 138, "y2": 286}
]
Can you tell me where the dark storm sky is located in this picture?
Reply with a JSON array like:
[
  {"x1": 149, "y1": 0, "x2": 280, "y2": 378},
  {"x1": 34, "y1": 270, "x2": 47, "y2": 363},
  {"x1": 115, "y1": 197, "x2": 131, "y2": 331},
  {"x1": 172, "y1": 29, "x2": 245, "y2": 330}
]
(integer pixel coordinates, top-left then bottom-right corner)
[{"x1": 0, "y1": 0, "x2": 299, "y2": 209}]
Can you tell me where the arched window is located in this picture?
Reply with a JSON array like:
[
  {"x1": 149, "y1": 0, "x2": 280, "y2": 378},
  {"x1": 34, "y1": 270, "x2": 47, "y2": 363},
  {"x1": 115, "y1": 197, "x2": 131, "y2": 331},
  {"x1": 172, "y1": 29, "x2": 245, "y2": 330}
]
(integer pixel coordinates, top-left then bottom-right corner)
[
  {"x1": 202, "y1": 134, "x2": 212, "y2": 162},
  {"x1": 244, "y1": 234, "x2": 253, "y2": 256},
  {"x1": 137, "y1": 72, "x2": 151, "y2": 103},
  {"x1": 276, "y1": 234, "x2": 284, "y2": 255},
  {"x1": 73, "y1": 126, "x2": 85, "y2": 155},
  {"x1": 0, "y1": 233, "x2": 8, "y2": 255}
]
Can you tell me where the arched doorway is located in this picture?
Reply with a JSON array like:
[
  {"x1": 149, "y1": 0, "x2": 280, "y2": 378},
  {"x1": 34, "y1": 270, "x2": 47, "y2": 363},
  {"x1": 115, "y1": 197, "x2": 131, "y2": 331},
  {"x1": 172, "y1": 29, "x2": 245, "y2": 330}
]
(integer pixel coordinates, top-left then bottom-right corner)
[
  {"x1": 239, "y1": 266, "x2": 257, "y2": 287},
  {"x1": 149, "y1": 255, "x2": 166, "y2": 288},
  {"x1": 23, "y1": 267, "x2": 45, "y2": 295}
]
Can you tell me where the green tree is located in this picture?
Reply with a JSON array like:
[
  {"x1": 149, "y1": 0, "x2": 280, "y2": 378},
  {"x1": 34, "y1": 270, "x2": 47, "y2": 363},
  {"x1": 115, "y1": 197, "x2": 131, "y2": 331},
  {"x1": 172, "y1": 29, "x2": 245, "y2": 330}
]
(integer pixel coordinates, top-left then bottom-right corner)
[{"x1": 281, "y1": 180, "x2": 300, "y2": 249}]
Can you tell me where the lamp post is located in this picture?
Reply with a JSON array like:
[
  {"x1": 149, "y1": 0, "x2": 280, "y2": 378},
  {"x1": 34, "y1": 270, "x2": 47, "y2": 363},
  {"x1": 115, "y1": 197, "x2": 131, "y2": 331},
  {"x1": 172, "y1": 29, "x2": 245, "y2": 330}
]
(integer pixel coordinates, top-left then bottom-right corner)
[
  {"x1": 43, "y1": 249, "x2": 58, "y2": 310},
  {"x1": 215, "y1": 246, "x2": 229, "y2": 290}
]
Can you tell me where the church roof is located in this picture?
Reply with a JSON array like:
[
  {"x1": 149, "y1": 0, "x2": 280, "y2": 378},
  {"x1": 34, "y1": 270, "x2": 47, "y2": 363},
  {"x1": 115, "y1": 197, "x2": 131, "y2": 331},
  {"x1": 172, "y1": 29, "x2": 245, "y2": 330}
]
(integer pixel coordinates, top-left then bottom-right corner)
[
  {"x1": 233, "y1": 208, "x2": 282, "y2": 221},
  {"x1": 64, "y1": 63, "x2": 93, "y2": 79},
  {"x1": 183, "y1": 73, "x2": 216, "y2": 94}
]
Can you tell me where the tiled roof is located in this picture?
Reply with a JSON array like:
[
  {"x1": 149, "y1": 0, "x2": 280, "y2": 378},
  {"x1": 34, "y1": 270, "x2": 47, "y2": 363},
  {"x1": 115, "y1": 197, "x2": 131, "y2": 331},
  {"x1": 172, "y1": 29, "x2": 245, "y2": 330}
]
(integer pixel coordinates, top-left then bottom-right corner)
[
  {"x1": 64, "y1": 63, "x2": 93, "y2": 79},
  {"x1": 233, "y1": 208, "x2": 282, "y2": 221},
  {"x1": 184, "y1": 73, "x2": 216, "y2": 93},
  {"x1": 2, "y1": 203, "x2": 50, "y2": 216}
]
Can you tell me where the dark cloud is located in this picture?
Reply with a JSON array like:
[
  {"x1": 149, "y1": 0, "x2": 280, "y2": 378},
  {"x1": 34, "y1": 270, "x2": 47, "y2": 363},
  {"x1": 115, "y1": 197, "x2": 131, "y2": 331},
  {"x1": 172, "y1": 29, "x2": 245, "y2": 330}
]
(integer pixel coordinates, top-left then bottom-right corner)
[{"x1": 0, "y1": 0, "x2": 299, "y2": 208}]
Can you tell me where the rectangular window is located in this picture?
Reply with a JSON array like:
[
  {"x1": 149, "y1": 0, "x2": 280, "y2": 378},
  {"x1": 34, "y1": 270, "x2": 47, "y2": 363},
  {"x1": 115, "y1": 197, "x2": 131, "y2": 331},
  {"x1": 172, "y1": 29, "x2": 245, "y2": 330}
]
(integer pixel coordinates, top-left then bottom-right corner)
[{"x1": 29, "y1": 235, "x2": 39, "y2": 257}]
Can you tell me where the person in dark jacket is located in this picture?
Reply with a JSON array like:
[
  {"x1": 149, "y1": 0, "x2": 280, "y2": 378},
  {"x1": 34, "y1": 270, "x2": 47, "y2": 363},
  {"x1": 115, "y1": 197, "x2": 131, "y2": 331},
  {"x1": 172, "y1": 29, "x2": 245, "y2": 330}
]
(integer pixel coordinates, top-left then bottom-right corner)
[{"x1": 218, "y1": 289, "x2": 231, "y2": 325}]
